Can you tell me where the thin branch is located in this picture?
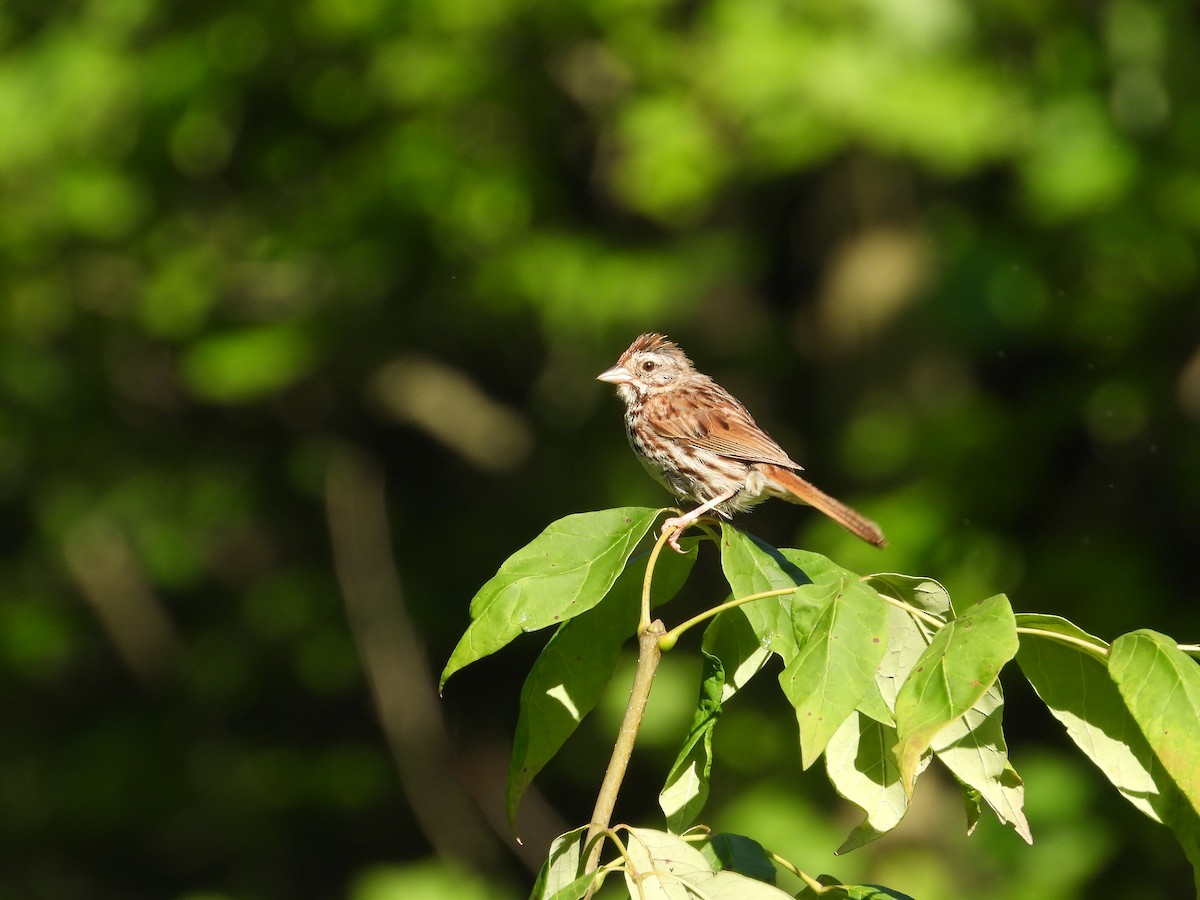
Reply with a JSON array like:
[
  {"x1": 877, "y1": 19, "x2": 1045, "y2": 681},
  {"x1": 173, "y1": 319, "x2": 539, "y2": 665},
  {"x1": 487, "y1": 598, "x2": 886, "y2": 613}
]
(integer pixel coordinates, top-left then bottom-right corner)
[
  {"x1": 763, "y1": 848, "x2": 828, "y2": 894},
  {"x1": 658, "y1": 587, "x2": 799, "y2": 652},
  {"x1": 877, "y1": 591, "x2": 946, "y2": 629},
  {"x1": 639, "y1": 522, "x2": 677, "y2": 634},
  {"x1": 1014, "y1": 625, "x2": 1109, "y2": 660},
  {"x1": 582, "y1": 622, "x2": 665, "y2": 894}
]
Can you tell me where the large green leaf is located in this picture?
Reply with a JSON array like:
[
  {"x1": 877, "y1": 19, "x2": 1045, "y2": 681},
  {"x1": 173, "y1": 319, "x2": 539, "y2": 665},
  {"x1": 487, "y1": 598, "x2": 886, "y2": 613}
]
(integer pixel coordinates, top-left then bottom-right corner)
[
  {"x1": 659, "y1": 649, "x2": 723, "y2": 833},
  {"x1": 623, "y1": 827, "x2": 793, "y2": 899},
  {"x1": 703, "y1": 604, "x2": 774, "y2": 701},
  {"x1": 719, "y1": 525, "x2": 815, "y2": 663},
  {"x1": 780, "y1": 578, "x2": 888, "y2": 769},
  {"x1": 530, "y1": 826, "x2": 590, "y2": 900},
  {"x1": 700, "y1": 833, "x2": 777, "y2": 884},
  {"x1": 1109, "y1": 630, "x2": 1200, "y2": 816},
  {"x1": 508, "y1": 539, "x2": 696, "y2": 831},
  {"x1": 930, "y1": 683, "x2": 1030, "y2": 843},
  {"x1": 825, "y1": 712, "x2": 914, "y2": 853},
  {"x1": 865, "y1": 574, "x2": 953, "y2": 621},
  {"x1": 1106, "y1": 630, "x2": 1200, "y2": 880},
  {"x1": 719, "y1": 525, "x2": 873, "y2": 665},
  {"x1": 440, "y1": 507, "x2": 660, "y2": 689},
  {"x1": 1017, "y1": 614, "x2": 1164, "y2": 821},
  {"x1": 826, "y1": 578, "x2": 953, "y2": 851},
  {"x1": 893, "y1": 593, "x2": 1017, "y2": 796},
  {"x1": 863, "y1": 573, "x2": 953, "y2": 715},
  {"x1": 658, "y1": 604, "x2": 774, "y2": 832}
]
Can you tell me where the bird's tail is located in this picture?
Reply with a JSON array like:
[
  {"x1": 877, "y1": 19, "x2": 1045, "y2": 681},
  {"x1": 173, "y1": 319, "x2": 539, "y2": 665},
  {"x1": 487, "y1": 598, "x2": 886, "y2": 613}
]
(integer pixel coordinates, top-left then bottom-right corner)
[{"x1": 762, "y1": 465, "x2": 887, "y2": 548}]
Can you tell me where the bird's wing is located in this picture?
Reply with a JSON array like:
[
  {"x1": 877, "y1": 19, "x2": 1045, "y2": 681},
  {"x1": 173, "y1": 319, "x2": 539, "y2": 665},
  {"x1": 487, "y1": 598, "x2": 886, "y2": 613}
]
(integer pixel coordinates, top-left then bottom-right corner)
[{"x1": 646, "y1": 384, "x2": 803, "y2": 470}]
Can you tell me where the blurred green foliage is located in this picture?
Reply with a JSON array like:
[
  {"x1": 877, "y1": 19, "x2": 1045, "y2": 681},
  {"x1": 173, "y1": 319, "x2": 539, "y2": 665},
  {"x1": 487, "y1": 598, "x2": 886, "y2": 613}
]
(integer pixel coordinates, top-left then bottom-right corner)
[{"x1": 1, "y1": 0, "x2": 1198, "y2": 896}]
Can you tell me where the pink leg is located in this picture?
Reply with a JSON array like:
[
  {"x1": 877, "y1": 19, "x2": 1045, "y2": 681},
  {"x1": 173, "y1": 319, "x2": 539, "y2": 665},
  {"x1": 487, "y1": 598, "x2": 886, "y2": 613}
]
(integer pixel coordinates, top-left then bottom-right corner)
[{"x1": 661, "y1": 490, "x2": 736, "y2": 553}]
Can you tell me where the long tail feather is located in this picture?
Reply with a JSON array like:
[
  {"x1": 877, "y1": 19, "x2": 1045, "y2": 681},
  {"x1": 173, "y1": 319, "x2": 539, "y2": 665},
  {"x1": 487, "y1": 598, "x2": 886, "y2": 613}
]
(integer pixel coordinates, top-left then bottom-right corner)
[{"x1": 762, "y1": 465, "x2": 887, "y2": 548}]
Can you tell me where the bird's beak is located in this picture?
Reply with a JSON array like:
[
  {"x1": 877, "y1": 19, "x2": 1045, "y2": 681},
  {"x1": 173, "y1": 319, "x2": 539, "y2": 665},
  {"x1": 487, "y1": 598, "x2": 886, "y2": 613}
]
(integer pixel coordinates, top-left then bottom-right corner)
[{"x1": 596, "y1": 365, "x2": 633, "y2": 385}]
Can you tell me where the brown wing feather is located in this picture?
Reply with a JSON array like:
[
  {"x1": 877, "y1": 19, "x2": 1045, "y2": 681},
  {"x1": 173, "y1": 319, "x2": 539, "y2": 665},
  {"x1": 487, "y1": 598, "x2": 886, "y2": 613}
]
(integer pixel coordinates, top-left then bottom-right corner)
[{"x1": 644, "y1": 381, "x2": 803, "y2": 470}]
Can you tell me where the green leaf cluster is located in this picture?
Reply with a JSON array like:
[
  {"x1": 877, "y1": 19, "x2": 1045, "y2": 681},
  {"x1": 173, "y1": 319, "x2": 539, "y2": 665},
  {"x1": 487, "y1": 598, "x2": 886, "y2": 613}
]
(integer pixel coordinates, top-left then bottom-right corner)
[{"x1": 446, "y1": 509, "x2": 1200, "y2": 897}]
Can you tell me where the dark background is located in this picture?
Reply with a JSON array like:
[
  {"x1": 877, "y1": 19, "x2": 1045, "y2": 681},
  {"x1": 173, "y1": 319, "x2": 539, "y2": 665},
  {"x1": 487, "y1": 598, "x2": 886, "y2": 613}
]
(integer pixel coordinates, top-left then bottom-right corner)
[{"x1": 2, "y1": 0, "x2": 1199, "y2": 897}]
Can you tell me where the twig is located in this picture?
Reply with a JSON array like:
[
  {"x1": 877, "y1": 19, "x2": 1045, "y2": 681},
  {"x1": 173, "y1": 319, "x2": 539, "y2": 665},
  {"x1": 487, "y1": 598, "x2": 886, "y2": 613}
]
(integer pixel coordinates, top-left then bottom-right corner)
[
  {"x1": 658, "y1": 587, "x2": 799, "y2": 652},
  {"x1": 582, "y1": 620, "x2": 665, "y2": 895}
]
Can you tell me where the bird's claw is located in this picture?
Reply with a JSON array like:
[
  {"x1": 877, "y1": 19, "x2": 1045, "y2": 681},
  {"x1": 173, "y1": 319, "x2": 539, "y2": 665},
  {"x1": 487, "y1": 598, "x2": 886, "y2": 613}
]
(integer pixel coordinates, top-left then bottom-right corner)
[{"x1": 660, "y1": 517, "x2": 690, "y2": 554}]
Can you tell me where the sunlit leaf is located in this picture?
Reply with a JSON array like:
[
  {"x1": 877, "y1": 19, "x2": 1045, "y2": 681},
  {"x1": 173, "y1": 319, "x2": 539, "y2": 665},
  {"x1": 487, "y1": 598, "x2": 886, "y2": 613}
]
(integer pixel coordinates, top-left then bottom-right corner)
[
  {"x1": 440, "y1": 508, "x2": 660, "y2": 689},
  {"x1": 719, "y1": 526, "x2": 872, "y2": 665},
  {"x1": 703, "y1": 604, "x2": 773, "y2": 701},
  {"x1": 1108, "y1": 630, "x2": 1200, "y2": 814},
  {"x1": 865, "y1": 574, "x2": 952, "y2": 621},
  {"x1": 530, "y1": 826, "x2": 590, "y2": 900},
  {"x1": 864, "y1": 573, "x2": 953, "y2": 713},
  {"x1": 931, "y1": 684, "x2": 1031, "y2": 843},
  {"x1": 623, "y1": 828, "x2": 793, "y2": 899},
  {"x1": 660, "y1": 649, "x2": 723, "y2": 832},
  {"x1": 509, "y1": 541, "x2": 696, "y2": 830},
  {"x1": 893, "y1": 594, "x2": 1017, "y2": 796},
  {"x1": 780, "y1": 578, "x2": 888, "y2": 769},
  {"x1": 825, "y1": 712, "x2": 914, "y2": 854},
  {"x1": 1017, "y1": 615, "x2": 1164, "y2": 821},
  {"x1": 719, "y1": 526, "x2": 814, "y2": 662}
]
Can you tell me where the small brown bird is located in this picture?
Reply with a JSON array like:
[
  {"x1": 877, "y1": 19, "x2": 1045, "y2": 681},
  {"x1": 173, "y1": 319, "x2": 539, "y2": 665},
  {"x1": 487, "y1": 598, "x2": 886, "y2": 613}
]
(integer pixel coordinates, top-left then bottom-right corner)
[{"x1": 597, "y1": 333, "x2": 886, "y2": 552}]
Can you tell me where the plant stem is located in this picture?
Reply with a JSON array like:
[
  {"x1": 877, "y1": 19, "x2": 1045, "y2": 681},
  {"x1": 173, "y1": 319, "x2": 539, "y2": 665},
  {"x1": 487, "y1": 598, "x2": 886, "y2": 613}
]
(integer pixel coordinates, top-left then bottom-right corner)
[
  {"x1": 1014, "y1": 625, "x2": 1109, "y2": 660},
  {"x1": 639, "y1": 525, "x2": 676, "y2": 634},
  {"x1": 763, "y1": 849, "x2": 828, "y2": 894},
  {"x1": 878, "y1": 592, "x2": 1117, "y2": 661},
  {"x1": 877, "y1": 592, "x2": 946, "y2": 629},
  {"x1": 583, "y1": 620, "x2": 664, "y2": 894},
  {"x1": 657, "y1": 587, "x2": 799, "y2": 651}
]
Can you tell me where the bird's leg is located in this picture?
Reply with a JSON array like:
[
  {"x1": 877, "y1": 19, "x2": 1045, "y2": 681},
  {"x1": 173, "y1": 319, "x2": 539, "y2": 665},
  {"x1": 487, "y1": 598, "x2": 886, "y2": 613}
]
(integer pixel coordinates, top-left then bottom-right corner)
[{"x1": 661, "y1": 489, "x2": 736, "y2": 553}]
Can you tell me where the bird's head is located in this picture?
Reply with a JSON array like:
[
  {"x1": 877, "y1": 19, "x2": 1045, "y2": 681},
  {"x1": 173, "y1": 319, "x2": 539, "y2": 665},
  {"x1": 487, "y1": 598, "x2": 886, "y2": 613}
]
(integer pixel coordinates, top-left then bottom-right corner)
[{"x1": 596, "y1": 333, "x2": 694, "y2": 403}]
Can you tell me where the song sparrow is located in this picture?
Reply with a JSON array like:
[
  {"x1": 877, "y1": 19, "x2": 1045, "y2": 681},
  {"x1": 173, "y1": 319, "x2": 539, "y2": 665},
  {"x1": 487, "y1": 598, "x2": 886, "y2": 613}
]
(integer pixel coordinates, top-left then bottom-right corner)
[{"x1": 597, "y1": 333, "x2": 886, "y2": 552}]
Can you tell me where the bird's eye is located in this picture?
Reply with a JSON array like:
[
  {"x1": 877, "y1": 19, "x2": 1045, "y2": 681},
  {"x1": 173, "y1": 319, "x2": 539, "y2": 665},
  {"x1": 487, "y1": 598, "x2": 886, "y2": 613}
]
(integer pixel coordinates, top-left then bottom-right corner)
[{"x1": 641, "y1": 360, "x2": 657, "y2": 372}]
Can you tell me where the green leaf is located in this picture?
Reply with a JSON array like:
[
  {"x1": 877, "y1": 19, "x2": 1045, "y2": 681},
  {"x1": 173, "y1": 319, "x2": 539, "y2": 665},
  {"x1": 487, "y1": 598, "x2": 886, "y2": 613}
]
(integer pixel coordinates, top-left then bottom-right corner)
[
  {"x1": 623, "y1": 828, "x2": 793, "y2": 898},
  {"x1": 826, "y1": 711, "x2": 915, "y2": 853},
  {"x1": 780, "y1": 578, "x2": 888, "y2": 769},
  {"x1": 509, "y1": 540, "x2": 696, "y2": 831},
  {"x1": 893, "y1": 594, "x2": 1018, "y2": 796},
  {"x1": 700, "y1": 832, "x2": 777, "y2": 884},
  {"x1": 827, "y1": 577, "x2": 961, "y2": 851},
  {"x1": 440, "y1": 508, "x2": 660, "y2": 689},
  {"x1": 1015, "y1": 612, "x2": 1107, "y2": 660},
  {"x1": 855, "y1": 682, "x2": 896, "y2": 728},
  {"x1": 660, "y1": 649, "x2": 723, "y2": 832},
  {"x1": 930, "y1": 683, "x2": 1031, "y2": 843},
  {"x1": 530, "y1": 826, "x2": 590, "y2": 900},
  {"x1": 1109, "y1": 630, "x2": 1200, "y2": 815},
  {"x1": 865, "y1": 574, "x2": 953, "y2": 621},
  {"x1": 542, "y1": 871, "x2": 597, "y2": 900},
  {"x1": 703, "y1": 604, "x2": 773, "y2": 701},
  {"x1": 719, "y1": 525, "x2": 875, "y2": 666},
  {"x1": 1017, "y1": 615, "x2": 1165, "y2": 822},
  {"x1": 719, "y1": 525, "x2": 814, "y2": 662},
  {"x1": 659, "y1": 603, "x2": 774, "y2": 833},
  {"x1": 864, "y1": 573, "x2": 953, "y2": 715},
  {"x1": 803, "y1": 878, "x2": 917, "y2": 900}
]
